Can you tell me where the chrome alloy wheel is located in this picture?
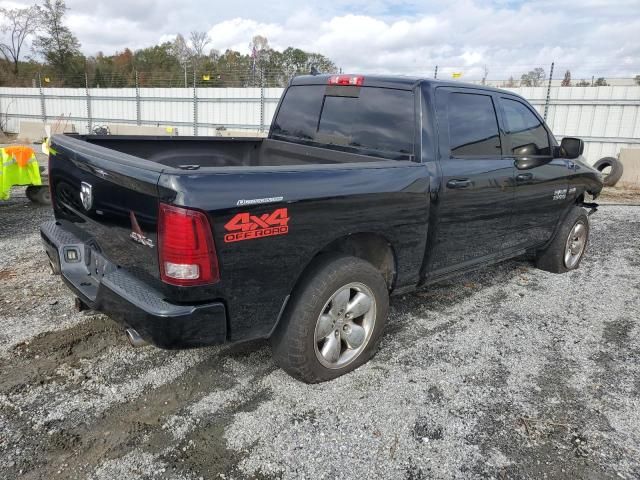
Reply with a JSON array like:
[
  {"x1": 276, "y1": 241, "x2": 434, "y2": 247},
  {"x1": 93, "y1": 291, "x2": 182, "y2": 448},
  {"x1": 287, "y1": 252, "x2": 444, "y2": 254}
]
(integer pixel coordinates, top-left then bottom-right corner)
[
  {"x1": 313, "y1": 282, "x2": 377, "y2": 369},
  {"x1": 564, "y1": 220, "x2": 587, "y2": 269}
]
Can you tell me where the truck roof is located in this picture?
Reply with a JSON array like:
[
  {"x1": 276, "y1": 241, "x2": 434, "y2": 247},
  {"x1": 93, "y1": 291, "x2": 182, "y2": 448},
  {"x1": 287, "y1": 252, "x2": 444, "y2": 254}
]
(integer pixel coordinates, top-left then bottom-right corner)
[{"x1": 291, "y1": 73, "x2": 521, "y2": 97}]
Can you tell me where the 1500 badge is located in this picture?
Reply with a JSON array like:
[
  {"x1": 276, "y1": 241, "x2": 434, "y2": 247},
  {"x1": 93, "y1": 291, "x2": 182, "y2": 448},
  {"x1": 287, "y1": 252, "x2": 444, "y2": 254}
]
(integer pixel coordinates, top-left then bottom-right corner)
[
  {"x1": 224, "y1": 208, "x2": 289, "y2": 243},
  {"x1": 552, "y1": 189, "x2": 567, "y2": 201}
]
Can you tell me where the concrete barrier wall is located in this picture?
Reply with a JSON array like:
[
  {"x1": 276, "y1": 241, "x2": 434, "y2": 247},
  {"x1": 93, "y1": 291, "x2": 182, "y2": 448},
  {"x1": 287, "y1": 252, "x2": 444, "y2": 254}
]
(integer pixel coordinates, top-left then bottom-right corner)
[
  {"x1": 1, "y1": 85, "x2": 638, "y2": 165},
  {"x1": 618, "y1": 148, "x2": 640, "y2": 188}
]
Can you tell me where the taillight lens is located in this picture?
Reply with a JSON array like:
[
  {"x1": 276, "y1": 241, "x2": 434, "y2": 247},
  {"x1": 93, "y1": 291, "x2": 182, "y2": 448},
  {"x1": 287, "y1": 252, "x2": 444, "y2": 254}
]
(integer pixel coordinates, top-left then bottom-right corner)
[
  {"x1": 158, "y1": 203, "x2": 220, "y2": 286},
  {"x1": 328, "y1": 75, "x2": 364, "y2": 86}
]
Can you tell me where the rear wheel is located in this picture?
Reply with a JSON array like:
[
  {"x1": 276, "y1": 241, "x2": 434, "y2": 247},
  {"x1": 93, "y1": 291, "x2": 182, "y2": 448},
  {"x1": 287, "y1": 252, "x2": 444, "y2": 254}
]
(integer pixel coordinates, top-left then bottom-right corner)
[
  {"x1": 271, "y1": 254, "x2": 389, "y2": 383},
  {"x1": 536, "y1": 206, "x2": 589, "y2": 273},
  {"x1": 25, "y1": 186, "x2": 51, "y2": 205}
]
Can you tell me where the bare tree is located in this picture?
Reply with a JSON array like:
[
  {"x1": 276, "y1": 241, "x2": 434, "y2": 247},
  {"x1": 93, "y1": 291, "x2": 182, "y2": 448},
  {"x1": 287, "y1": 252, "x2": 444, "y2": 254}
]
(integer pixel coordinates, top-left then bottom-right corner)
[
  {"x1": 249, "y1": 35, "x2": 269, "y2": 53},
  {"x1": 172, "y1": 33, "x2": 192, "y2": 85},
  {"x1": 520, "y1": 67, "x2": 546, "y2": 87},
  {"x1": 505, "y1": 76, "x2": 516, "y2": 88},
  {"x1": 0, "y1": 5, "x2": 39, "y2": 75},
  {"x1": 481, "y1": 65, "x2": 488, "y2": 85},
  {"x1": 189, "y1": 31, "x2": 210, "y2": 58},
  {"x1": 561, "y1": 70, "x2": 571, "y2": 87},
  {"x1": 171, "y1": 33, "x2": 192, "y2": 67}
]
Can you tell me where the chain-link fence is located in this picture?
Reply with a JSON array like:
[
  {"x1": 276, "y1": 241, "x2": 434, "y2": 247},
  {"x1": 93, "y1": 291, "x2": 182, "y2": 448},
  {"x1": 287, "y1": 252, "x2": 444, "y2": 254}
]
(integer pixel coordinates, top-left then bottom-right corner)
[
  {"x1": 1, "y1": 62, "x2": 639, "y2": 88},
  {"x1": 0, "y1": 68, "x2": 328, "y2": 89},
  {"x1": 0, "y1": 63, "x2": 638, "y2": 165}
]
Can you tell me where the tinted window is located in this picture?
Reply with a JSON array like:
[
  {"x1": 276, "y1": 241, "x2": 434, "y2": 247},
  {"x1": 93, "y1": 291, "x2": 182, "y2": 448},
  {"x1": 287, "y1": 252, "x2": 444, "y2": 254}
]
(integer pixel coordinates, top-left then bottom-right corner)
[
  {"x1": 318, "y1": 88, "x2": 414, "y2": 156},
  {"x1": 271, "y1": 85, "x2": 414, "y2": 159},
  {"x1": 447, "y1": 93, "x2": 501, "y2": 156},
  {"x1": 501, "y1": 98, "x2": 550, "y2": 155},
  {"x1": 271, "y1": 85, "x2": 324, "y2": 141}
]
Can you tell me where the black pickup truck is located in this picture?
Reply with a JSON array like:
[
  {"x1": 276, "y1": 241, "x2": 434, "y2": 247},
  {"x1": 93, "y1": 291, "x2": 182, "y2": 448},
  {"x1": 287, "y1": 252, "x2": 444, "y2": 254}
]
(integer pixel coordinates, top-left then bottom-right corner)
[{"x1": 41, "y1": 74, "x2": 603, "y2": 382}]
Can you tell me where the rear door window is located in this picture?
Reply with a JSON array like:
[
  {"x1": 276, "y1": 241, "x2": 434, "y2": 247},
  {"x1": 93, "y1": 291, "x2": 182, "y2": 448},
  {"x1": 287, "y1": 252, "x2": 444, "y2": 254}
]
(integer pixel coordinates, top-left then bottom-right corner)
[
  {"x1": 447, "y1": 92, "x2": 501, "y2": 157},
  {"x1": 271, "y1": 85, "x2": 415, "y2": 160},
  {"x1": 501, "y1": 98, "x2": 551, "y2": 156}
]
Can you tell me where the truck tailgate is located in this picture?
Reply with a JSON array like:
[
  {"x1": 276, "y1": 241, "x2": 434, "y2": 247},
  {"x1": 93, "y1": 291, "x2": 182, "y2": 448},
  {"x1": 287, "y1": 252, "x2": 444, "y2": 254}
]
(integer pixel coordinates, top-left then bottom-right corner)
[{"x1": 49, "y1": 134, "x2": 163, "y2": 283}]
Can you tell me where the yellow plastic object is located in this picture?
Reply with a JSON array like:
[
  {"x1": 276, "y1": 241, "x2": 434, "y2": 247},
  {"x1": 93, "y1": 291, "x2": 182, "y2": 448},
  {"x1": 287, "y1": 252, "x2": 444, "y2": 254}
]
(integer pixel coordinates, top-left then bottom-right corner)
[{"x1": 0, "y1": 146, "x2": 42, "y2": 200}]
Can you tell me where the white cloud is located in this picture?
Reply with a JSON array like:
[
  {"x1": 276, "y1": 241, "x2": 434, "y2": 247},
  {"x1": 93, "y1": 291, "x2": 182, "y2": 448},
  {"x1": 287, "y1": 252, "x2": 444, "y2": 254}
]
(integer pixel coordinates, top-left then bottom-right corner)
[
  {"x1": 1, "y1": 0, "x2": 638, "y2": 79},
  {"x1": 207, "y1": 18, "x2": 284, "y2": 53}
]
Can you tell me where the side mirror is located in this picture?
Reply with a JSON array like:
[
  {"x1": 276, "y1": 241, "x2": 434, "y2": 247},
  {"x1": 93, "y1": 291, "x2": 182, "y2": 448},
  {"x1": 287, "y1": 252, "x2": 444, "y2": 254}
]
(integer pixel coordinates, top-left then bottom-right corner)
[{"x1": 560, "y1": 137, "x2": 584, "y2": 159}]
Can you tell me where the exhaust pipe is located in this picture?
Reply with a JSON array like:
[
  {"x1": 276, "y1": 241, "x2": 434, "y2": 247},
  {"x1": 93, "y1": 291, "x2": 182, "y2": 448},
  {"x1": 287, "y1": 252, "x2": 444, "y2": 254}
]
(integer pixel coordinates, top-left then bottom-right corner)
[{"x1": 125, "y1": 328, "x2": 147, "y2": 347}]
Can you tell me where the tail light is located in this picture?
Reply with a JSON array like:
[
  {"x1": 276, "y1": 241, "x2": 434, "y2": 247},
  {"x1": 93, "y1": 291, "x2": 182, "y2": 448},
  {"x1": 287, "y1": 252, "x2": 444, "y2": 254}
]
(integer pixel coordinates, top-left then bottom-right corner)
[
  {"x1": 158, "y1": 203, "x2": 220, "y2": 286},
  {"x1": 328, "y1": 75, "x2": 364, "y2": 86}
]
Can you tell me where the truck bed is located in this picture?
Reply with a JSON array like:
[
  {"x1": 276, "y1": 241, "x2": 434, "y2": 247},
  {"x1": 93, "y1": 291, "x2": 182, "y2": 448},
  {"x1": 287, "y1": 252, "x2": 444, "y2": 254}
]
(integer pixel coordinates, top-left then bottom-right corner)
[{"x1": 75, "y1": 135, "x2": 384, "y2": 169}]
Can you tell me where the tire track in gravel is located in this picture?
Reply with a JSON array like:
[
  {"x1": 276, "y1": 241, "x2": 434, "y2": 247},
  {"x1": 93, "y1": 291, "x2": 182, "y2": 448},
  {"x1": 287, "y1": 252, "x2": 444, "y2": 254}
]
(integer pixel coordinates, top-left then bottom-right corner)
[{"x1": 2, "y1": 327, "x2": 276, "y2": 480}]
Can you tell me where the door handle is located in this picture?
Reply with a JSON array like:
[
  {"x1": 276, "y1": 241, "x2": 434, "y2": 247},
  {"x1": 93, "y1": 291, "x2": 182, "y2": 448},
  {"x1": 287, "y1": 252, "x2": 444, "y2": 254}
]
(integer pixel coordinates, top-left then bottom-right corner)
[
  {"x1": 446, "y1": 179, "x2": 471, "y2": 189},
  {"x1": 516, "y1": 173, "x2": 533, "y2": 182}
]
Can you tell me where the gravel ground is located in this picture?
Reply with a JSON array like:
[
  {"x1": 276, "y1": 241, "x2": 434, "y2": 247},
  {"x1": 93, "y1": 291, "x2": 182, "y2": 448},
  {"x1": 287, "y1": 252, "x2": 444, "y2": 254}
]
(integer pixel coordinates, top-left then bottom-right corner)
[{"x1": 1, "y1": 189, "x2": 639, "y2": 479}]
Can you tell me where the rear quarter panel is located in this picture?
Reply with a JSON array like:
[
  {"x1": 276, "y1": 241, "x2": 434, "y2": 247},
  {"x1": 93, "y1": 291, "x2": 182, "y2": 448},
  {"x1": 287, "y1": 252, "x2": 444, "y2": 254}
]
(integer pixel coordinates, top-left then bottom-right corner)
[{"x1": 160, "y1": 162, "x2": 430, "y2": 341}]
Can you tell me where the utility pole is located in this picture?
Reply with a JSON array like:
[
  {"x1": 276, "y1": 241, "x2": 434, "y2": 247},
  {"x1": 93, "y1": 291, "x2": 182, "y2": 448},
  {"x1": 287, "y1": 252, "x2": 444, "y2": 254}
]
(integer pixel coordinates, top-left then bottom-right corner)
[{"x1": 433, "y1": 65, "x2": 438, "y2": 79}]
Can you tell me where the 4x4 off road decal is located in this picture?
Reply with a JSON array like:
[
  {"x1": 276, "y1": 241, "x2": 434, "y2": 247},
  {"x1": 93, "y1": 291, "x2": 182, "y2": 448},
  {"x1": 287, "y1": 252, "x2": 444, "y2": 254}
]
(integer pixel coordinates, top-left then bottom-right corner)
[{"x1": 224, "y1": 208, "x2": 289, "y2": 243}]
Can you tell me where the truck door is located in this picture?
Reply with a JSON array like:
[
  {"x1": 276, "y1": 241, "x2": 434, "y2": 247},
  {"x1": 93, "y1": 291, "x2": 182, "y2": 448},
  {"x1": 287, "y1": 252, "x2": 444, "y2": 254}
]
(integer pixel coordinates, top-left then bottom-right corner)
[
  {"x1": 497, "y1": 95, "x2": 570, "y2": 250},
  {"x1": 428, "y1": 88, "x2": 514, "y2": 274}
]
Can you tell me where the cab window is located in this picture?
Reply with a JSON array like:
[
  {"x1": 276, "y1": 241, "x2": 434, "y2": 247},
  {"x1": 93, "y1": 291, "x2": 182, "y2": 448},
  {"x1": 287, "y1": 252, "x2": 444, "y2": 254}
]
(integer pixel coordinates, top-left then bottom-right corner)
[
  {"x1": 271, "y1": 85, "x2": 415, "y2": 160},
  {"x1": 447, "y1": 92, "x2": 501, "y2": 157},
  {"x1": 501, "y1": 98, "x2": 551, "y2": 156}
]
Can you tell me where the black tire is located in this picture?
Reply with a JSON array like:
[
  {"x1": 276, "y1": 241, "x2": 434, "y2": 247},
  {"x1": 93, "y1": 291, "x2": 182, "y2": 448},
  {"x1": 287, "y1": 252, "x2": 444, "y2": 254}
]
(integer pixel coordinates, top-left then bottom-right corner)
[
  {"x1": 270, "y1": 254, "x2": 389, "y2": 383},
  {"x1": 536, "y1": 207, "x2": 589, "y2": 273},
  {"x1": 25, "y1": 186, "x2": 51, "y2": 205},
  {"x1": 593, "y1": 156, "x2": 623, "y2": 187}
]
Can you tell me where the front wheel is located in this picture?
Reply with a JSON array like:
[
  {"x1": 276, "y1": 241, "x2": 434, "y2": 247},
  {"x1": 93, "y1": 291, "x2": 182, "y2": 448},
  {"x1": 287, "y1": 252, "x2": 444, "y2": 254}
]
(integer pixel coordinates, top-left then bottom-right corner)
[
  {"x1": 536, "y1": 206, "x2": 590, "y2": 273},
  {"x1": 271, "y1": 254, "x2": 389, "y2": 383}
]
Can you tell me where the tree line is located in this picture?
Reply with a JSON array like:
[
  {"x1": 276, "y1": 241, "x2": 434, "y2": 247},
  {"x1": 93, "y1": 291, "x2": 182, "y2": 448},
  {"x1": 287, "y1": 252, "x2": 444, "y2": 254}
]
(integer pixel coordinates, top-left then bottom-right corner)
[
  {"x1": 0, "y1": 1, "x2": 337, "y2": 87},
  {"x1": 500, "y1": 68, "x2": 628, "y2": 88},
  {"x1": 2, "y1": 2, "x2": 638, "y2": 88}
]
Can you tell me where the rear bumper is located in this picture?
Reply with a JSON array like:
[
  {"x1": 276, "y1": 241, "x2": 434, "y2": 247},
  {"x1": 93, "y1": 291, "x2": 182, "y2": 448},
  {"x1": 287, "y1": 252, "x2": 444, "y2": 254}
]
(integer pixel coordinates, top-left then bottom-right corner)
[{"x1": 40, "y1": 220, "x2": 227, "y2": 348}]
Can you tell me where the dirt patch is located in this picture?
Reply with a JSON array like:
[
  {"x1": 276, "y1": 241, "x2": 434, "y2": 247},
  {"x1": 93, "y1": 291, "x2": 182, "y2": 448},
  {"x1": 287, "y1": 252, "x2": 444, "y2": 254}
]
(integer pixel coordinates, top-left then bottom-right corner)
[
  {"x1": 0, "y1": 317, "x2": 121, "y2": 395},
  {"x1": 598, "y1": 186, "x2": 640, "y2": 204}
]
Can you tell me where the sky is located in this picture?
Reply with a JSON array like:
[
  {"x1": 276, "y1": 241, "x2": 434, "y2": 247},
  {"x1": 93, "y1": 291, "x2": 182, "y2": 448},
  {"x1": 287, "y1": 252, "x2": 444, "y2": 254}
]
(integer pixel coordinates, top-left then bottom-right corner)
[{"x1": 2, "y1": 0, "x2": 639, "y2": 80}]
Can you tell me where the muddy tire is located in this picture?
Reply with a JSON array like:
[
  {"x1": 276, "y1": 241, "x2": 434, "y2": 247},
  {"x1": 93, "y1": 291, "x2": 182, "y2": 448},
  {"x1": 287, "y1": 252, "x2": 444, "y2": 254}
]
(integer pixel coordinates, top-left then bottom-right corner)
[
  {"x1": 270, "y1": 254, "x2": 389, "y2": 383},
  {"x1": 25, "y1": 186, "x2": 51, "y2": 205},
  {"x1": 536, "y1": 207, "x2": 589, "y2": 274},
  {"x1": 593, "y1": 156, "x2": 623, "y2": 187}
]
